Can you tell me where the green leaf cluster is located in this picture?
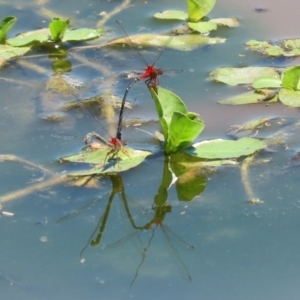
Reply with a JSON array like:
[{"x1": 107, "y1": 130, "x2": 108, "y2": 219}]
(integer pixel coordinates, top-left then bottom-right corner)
[
  {"x1": 210, "y1": 66, "x2": 300, "y2": 107},
  {"x1": 150, "y1": 86, "x2": 204, "y2": 154},
  {"x1": 0, "y1": 16, "x2": 104, "y2": 64},
  {"x1": 246, "y1": 39, "x2": 300, "y2": 57},
  {"x1": 153, "y1": 0, "x2": 238, "y2": 34}
]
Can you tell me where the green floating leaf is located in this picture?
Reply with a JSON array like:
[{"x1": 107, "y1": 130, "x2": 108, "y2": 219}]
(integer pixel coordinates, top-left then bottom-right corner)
[
  {"x1": 186, "y1": 137, "x2": 266, "y2": 159},
  {"x1": 62, "y1": 28, "x2": 104, "y2": 42},
  {"x1": 246, "y1": 38, "x2": 300, "y2": 57},
  {"x1": 279, "y1": 88, "x2": 300, "y2": 107},
  {"x1": 246, "y1": 40, "x2": 271, "y2": 48},
  {"x1": 188, "y1": 21, "x2": 217, "y2": 34},
  {"x1": 0, "y1": 16, "x2": 17, "y2": 43},
  {"x1": 0, "y1": 44, "x2": 31, "y2": 61},
  {"x1": 108, "y1": 34, "x2": 224, "y2": 51},
  {"x1": 252, "y1": 76, "x2": 282, "y2": 89},
  {"x1": 61, "y1": 147, "x2": 152, "y2": 175},
  {"x1": 7, "y1": 33, "x2": 48, "y2": 46},
  {"x1": 210, "y1": 67, "x2": 279, "y2": 86},
  {"x1": 281, "y1": 66, "x2": 300, "y2": 90},
  {"x1": 49, "y1": 18, "x2": 70, "y2": 42},
  {"x1": 154, "y1": 10, "x2": 188, "y2": 20},
  {"x1": 218, "y1": 90, "x2": 277, "y2": 105},
  {"x1": 284, "y1": 39, "x2": 300, "y2": 50},
  {"x1": 209, "y1": 17, "x2": 239, "y2": 27},
  {"x1": 265, "y1": 45, "x2": 285, "y2": 56},
  {"x1": 187, "y1": 0, "x2": 216, "y2": 22}
]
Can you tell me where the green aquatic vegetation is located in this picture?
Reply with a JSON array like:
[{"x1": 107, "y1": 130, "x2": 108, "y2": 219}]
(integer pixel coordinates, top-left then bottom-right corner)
[
  {"x1": 0, "y1": 16, "x2": 16, "y2": 43},
  {"x1": 60, "y1": 86, "x2": 267, "y2": 176},
  {"x1": 246, "y1": 38, "x2": 300, "y2": 57},
  {"x1": 6, "y1": 17, "x2": 105, "y2": 47},
  {"x1": 211, "y1": 66, "x2": 300, "y2": 107},
  {"x1": 154, "y1": 0, "x2": 239, "y2": 34}
]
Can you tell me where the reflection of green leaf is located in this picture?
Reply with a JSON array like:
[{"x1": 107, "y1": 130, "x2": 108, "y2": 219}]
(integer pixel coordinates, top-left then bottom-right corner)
[
  {"x1": 0, "y1": 16, "x2": 17, "y2": 43},
  {"x1": 61, "y1": 147, "x2": 152, "y2": 175},
  {"x1": 108, "y1": 34, "x2": 224, "y2": 51},
  {"x1": 279, "y1": 88, "x2": 300, "y2": 107},
  {"x1": 210, "y1": 67, "x2": 279, "y2": 86},
  {"x1": 176, "y1": 173, "x2": 207, "y2": 201},
  {"x1": 187, "y1": 0, "x2": 216, "y2": 22},
  {"x1": 281, "y1": 66, "x2": 300, "y2": 90},
  {"x1": 188, "y1": 21, "x2": 217, "y2": 33},
  {"x1": 62, "y1": 28, "x2": 104, "y2": 42},
  {"x1": 218, "y1": 91, "x2": 277, "y2": 105},
  {"x1": 52, "y1": 60, "x2": 72, "y2": 74},
  {"x1": 252, "y1": 76, "x2": 282, "y2": 89},
  {"x1": 154, "y1": 10, "x2": 188, "y2": 20},
  {"x1": 186, "y1": 137, "x2": 266, "y2": 159},
  {"x1": 154, "y1": 157, "x2": 173, "y2": 206}
]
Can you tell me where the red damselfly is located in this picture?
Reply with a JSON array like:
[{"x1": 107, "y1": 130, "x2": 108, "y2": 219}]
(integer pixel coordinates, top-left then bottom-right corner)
[
  {"x1": 115, "y1": 20, "x2": 175, "y2": 141},
  {"x1": 58, "y1": 77, "x2": 131, "y2": 165}
]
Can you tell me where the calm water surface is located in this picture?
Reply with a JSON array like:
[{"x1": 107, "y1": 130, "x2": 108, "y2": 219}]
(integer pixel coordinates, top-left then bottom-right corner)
[{"x1": 1, "y1": 0, "x2": 300, "y2": 299}]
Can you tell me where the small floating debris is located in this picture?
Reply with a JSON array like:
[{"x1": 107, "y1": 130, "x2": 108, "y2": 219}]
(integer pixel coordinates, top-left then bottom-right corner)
[
  {"x1": 0, "y1": 204, "x2": 14, "y2": 217},
  {"x1": 247, "y1": 198, "x2": 263, "y2": 204},
  {"x1": 39, "y1": 236, "x2": 48, "y2": 243}
]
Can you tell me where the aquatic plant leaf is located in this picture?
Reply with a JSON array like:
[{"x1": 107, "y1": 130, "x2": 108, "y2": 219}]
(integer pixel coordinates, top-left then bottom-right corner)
[
  {"x1": 218, "y1": 91, "x2": 277, "y2": 105},
  {"x1": 279, "y1": 88, "x2": 300, "y2": 107},
  {"x1": 265, "y1": 46, "x2": 285, "y2": 56},
  {"x1": 150, "y1": 87, "x2": 204, "y2": 153},
  {"x1": 252, "y1": 76, "x2": 282, "y2": 89},
  {"x1": 186, "y1": 137, "x2": 266, "y2": 159},
  {"x1": 60, "y1": 148, "x2": 152, "y2": 175},
  {"x1": 0, "y1": 16, "x2": 17, "y2": 43},
  {"x1": 187, "y1": 0, "x2": 216, "y2": 22},
  {"x1": 49, "y1": 18, "x2": 70, "y2": 42},
  {"x1": 246, "y1": 39, "x2": 300, "y2": 57},
  {"x1": 62, "y1": 28, "x2": 104, "y2": 42},
  {"x1": 209, "y1": 18, "x2": 239, "y2": 27},
  {"x1": 154, "y1": 10, "x2": 188, "y2": 20},
  {"x1": 107, "y1": 34, "x2": 224, "y2": 51},
  {"x1": 188, "y1": 21, "x2": 217, "y2": 34},
  {"x1": 210, "y1": 67, "x2": 279, "y2": 86},
  {"x1": 281, "y1": 66, "x2": 300, "y2": 90},
  {"x1": 7, "y1": 33, "x2": 48, "y2": 46},
  {"x1": 166, "y1": 112, "x2": 205, "y2": 153},
  {"x1": 0, "y1": 44, "x2": 31, "y2": 61}
]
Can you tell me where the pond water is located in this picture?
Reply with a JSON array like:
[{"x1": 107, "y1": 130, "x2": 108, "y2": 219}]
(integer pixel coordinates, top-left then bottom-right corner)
[{"x1": 1, "y1": 0, "x2": 300, "y2": 299}]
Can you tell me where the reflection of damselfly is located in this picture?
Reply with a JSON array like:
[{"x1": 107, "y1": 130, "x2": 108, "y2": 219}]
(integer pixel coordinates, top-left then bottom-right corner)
[
  {"x1": 56, "y1": 176, "x2": 193, "y2": 286},
  {"x1": 132, "y1": 204, "x2": 193, "y2": 286}
]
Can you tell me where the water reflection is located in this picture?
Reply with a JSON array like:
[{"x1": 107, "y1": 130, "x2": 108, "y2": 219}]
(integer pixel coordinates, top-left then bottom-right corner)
[{"x1": 57, "y1": 174, "x2": 194, "y2": 286}]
